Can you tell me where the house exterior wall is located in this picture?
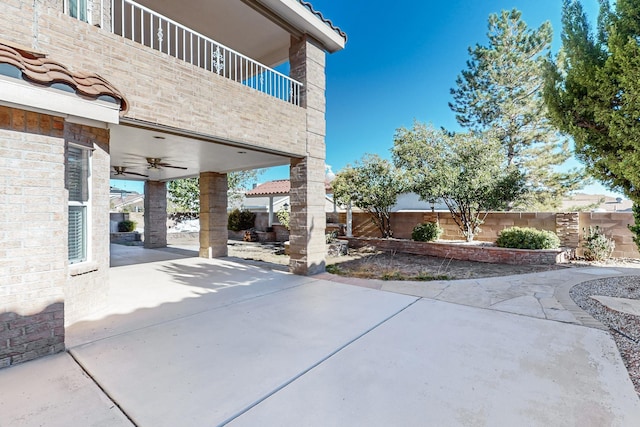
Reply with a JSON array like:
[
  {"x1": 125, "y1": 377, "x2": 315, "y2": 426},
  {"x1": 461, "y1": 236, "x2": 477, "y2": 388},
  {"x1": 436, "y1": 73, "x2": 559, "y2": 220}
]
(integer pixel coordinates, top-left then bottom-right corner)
[
  {"x1": 64, "y1": 123, "x2": 111, "y2": 325},
  {"x1": 0, "y1": 106, "x2": 66, "y2": 367},
  {"x1": 1, "y1": 1, "x2": 308, "y2": 156},
  {"x1": 0, "y1": 106, "x2": 111, "y2": 366}
]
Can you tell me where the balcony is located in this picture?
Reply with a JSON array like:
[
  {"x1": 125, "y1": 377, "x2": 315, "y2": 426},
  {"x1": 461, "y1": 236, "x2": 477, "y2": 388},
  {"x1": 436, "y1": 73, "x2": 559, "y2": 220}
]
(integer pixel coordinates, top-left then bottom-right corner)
[{"x1": 68, "y1": 0, "x2": 302, "y2": 105}]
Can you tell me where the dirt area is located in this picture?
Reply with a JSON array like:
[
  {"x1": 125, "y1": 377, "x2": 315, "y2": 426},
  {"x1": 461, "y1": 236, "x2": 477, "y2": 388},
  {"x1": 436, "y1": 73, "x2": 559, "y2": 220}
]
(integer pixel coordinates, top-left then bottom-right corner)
[{"x1": 227, "y1": 240, "x2": 572, "y2": 280}]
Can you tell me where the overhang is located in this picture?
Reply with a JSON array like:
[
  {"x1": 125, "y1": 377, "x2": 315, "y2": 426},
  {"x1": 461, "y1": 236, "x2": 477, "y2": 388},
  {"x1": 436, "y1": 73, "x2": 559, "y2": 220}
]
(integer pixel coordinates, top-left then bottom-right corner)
[
  {"x1": 0, "y1": 40, "x2": 128, "y2": 124},
  {"x1": 251, "y1": 0, "x2": 347, "y2": 53}
]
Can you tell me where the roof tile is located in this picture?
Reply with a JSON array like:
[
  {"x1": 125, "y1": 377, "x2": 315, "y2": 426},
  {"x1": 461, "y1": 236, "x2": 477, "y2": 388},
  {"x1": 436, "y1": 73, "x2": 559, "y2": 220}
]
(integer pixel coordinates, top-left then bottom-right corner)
[
  {"x1": 246, "y1": 179, "x2": 333, "y2": 197},
  {"x1": 298, "y1": 1, "x2": 347, "y2": 42},
  {"x1": 0, "y1": 41, "x2": 128, "y2": 113}
]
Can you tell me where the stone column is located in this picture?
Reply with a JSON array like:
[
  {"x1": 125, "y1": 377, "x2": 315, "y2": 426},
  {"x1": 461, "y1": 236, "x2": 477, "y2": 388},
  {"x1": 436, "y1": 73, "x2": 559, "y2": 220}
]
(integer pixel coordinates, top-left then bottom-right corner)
[
  {"x1": 556, "y1": 212, "x2": 580, "y2": 248},
  {"x1": 143, "y1": 180, "x2": 167, "y2": 248},
  {"x1": 289, "y1": 35, "x2": 327, "y2": 275},
  {"x1": 199, "y1": 172, "x2": 228, "y2": 258}
]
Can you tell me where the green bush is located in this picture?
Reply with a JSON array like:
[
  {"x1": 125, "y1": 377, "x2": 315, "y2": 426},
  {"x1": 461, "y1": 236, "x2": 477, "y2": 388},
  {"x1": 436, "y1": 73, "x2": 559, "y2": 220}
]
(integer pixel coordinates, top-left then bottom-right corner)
[
  {"x1": 628, "y1": 203, "x2": 640, "y2": 252},
  {"x1": 227, "y1": 209, "x2": 256, "y2": 231},
  {"x1": 496, "y1": 227, "x2": 560, "y2": 249},
  {"x1": 276, "y1": 207, "x2": 290, "y2": 230},
  {"x1": 582, "y1": 226, "x2": 615, "y2": 261},
  {"x1": 117, "y1": 220, "x2": 136, "y2": 232},
  {"x1": 411, "y1": 222, "x2": 443, "y2": 242}
]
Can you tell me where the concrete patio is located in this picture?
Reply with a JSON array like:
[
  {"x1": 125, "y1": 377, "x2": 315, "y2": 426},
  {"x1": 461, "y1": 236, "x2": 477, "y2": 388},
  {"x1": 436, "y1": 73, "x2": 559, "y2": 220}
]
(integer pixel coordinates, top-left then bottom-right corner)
[{"x1": 1, "y1": 245, "x2": 639, "y2": 426}]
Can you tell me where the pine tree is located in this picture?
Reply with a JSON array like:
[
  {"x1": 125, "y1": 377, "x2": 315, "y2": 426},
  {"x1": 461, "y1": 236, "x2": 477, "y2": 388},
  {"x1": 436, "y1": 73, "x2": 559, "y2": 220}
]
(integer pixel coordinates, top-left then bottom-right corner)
[
  {"x1": 544, "y1": 0, "x2": 640, "y2": 249},
  {"x1": 450, "y1": 9, "x2": 585, "y2": 210}
]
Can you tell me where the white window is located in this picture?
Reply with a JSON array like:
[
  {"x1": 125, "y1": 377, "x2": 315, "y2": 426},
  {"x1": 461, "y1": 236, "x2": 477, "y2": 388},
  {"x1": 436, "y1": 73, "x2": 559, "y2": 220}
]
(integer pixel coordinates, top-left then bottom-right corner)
[
  {"x1": 67, "y1": 145, "x2": 91, "y2": 264},
  {"x1": 66, "y1": 0, "x2": 90, "y2": 23}
]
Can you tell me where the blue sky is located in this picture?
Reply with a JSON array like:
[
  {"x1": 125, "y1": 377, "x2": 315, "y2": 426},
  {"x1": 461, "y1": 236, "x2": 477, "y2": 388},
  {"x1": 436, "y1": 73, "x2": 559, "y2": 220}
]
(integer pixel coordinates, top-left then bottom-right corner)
[{"x1": 114, "y1": 0, "x2": 619, "y2": 197}]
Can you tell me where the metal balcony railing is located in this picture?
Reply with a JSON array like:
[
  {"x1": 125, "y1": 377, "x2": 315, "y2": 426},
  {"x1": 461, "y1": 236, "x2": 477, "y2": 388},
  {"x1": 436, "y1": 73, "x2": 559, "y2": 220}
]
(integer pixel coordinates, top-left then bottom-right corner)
[{"x1": 67, "y1": 0, "x2": 303, "y2": 106}]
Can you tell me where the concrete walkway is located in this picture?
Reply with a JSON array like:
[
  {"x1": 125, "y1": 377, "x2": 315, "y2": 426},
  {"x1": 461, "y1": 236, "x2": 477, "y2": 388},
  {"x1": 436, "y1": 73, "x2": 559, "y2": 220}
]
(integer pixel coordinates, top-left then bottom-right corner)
[{"x1": 1, "y1": 245, "x2": 639, "y2": 426}]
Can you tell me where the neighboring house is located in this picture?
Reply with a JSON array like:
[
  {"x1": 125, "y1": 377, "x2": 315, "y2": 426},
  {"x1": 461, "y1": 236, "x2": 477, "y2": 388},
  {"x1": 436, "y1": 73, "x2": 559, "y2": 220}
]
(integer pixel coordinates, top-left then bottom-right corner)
[
  {"x1": 110, "y1": 187, "x2": 144, "y2": 212},
  {"x1": 558, "y1": 193, "x2": 632, "y2": 213},
  {"x1": 244, "y1": 179, "x2": 337, "y2": 226},
  {"x1": 1, "y1": 1, "x2": 345, "y2": 366},
  {"x1": 391, "y1": 192, "x2": 632, "y2": 213}
]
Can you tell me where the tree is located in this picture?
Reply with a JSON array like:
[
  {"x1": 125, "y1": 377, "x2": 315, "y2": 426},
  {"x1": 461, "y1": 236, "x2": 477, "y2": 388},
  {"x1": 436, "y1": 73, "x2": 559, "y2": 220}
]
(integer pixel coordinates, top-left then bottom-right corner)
[
  {"x1": 167, "y1": 178, "x2": 200, "y2": 212},
  {"x1": 332, "y1": 154, "x2": 404, "y2": 238},
  {"x1": 544, "y1": 0, "x2": 640, "y2": 201},
  {"x1": 392, "y1": 122, "x2": 526, "y2": 241},
  {"x1": 167, "y1": 169, "x2": 263, "y2": 212},
  {"x1": 450, "y1": 9, "x2": 585, "y2": 210}
]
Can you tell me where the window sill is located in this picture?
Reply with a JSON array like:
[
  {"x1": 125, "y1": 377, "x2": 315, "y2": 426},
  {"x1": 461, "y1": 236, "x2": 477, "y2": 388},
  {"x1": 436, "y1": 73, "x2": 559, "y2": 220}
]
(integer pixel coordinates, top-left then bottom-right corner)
[{"x1": 69, "y1": 261, "x2": 99, "y2": 277}]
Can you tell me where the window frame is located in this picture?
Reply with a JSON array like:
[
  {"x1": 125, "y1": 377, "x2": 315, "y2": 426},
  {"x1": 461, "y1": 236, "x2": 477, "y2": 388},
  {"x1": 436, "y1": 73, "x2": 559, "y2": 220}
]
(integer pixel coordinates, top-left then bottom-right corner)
[
  {"x1": 65, "y1": 0, "x2": 91, "y2": 24},
  {"x1": 67, "y1": 143, "x2": 92, "y2": 265}
]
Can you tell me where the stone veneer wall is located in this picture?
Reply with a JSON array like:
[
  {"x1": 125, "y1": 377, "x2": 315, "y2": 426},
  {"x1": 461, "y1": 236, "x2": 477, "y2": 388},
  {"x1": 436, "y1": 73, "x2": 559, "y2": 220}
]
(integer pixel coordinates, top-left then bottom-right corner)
[
  {"x1": 199, "y1": 172, "x2": 228, "y2": 258},
  {"x1": 340, "y1": 211, "x2": 640, "y2": 259},
  {"x1": 144, "y1": 181, "x2": 167, "y2": 249},
  {"x1": 288, "y1": 35, "x2": 328, "y2": 275}
]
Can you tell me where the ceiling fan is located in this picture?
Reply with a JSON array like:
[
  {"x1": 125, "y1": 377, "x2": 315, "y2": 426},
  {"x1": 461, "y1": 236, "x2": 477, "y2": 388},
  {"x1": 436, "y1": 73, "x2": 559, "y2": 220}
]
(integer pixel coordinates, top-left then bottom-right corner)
[
  {"x1": 112, "y1": 166, "x2": 149, "y2": 178},
  {"x1": 145, "y1": 158, "x2": 187, "y2": 170}
]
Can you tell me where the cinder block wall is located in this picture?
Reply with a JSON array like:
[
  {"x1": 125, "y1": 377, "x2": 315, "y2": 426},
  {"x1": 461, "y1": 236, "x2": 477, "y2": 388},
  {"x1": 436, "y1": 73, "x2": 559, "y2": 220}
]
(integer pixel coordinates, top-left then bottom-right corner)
[
  {"x1": 0, "y1": 1, "x2": 308, "y2": 157},
  {"x1": 341, "y1": 211, "x2": 640, "y2": 259},
  {"x1": 580, "y1": 212, "x2": 638, "y2": 258},
  {"x1": 0, "y1": 106, "x2": 66, "y2": 367}
]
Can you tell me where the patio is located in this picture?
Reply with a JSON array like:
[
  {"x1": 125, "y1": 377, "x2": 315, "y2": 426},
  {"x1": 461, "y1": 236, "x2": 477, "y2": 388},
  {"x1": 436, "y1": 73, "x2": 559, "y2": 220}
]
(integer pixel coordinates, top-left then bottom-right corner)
[{"x1": 1, "y1": 245, "x2": 638, "y2": 426}]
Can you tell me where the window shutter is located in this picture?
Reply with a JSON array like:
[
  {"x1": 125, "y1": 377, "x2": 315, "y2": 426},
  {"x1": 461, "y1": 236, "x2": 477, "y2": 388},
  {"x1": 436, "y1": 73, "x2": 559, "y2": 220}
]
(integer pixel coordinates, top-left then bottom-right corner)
[
  {"x1": 68, "y1": 206, "x2": 86, "y2": 263},
  {"x1": 67, "y1": 146, "x2": 88, "y2": 202}
]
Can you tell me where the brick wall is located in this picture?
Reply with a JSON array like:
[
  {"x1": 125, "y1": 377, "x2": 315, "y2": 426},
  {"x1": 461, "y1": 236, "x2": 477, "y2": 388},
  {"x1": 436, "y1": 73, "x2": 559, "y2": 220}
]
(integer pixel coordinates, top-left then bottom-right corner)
[
  {"x1": 144, "y1": 181, "x2": 168, "y2": 249},
  {"x1": 341, "y1": 210, "x2": 640, "y2": 259},
  {"x1": 64, "y1": 122, "x2": 111, "y2": 325},
  {"x1": 0, "y1": 3, "x2": 308, "y2": 157},
  {"x1": 0, "y1": 106, "x2": 66, "y2": 366},
  {"x1": 344, "y1": 237, "x2": 566, "y2": 265},
  {"x1": 288, "y1": 36, "x2": 327, "y2": 275}
]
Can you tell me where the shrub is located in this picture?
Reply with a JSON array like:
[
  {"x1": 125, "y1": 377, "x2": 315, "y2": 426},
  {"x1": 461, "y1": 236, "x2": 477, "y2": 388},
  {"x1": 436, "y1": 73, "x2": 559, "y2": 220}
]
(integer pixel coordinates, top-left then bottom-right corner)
[
  {"x1": 276, "y1": 207, "x2": 290, "y2": 230},
  {"x1": 628, "y1": 203, "x2": 640, "y2": 252},
  {"x1": 227, "y1": 209, "x2": 256, "y2": 231},
  {"x1": 117, "y1": 220, "x2": 136, "y2": 232},
  {"x1": 411, "y1": 222, "x2": 443, "y2": 242},
  {"x1": 326, "y1": 230, "x2": 338, "y2": 244},
  {"x1": 496, "y1": 227, "x2": 560, "y2": 250},
  {"x1": 582, "y1": 226, "x2": 615, "y2": 261}
]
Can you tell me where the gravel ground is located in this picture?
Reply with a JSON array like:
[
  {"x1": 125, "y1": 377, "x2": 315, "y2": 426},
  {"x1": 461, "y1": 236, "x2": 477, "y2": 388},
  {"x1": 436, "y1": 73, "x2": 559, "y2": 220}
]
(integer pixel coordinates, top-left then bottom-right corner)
[{"x1": 570, "y1": 276, "x2": 640, "y2": 397}]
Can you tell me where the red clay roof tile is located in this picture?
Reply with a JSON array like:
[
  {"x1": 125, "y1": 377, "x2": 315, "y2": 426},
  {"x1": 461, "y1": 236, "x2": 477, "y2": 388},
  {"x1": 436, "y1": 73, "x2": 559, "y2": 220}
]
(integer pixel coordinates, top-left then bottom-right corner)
[
  {"x1": 246, "y1": 179, "x2": 333, "y2": 197},
  {"x1": 0, "y1": 41, "x2": 128, "y2": 113}
]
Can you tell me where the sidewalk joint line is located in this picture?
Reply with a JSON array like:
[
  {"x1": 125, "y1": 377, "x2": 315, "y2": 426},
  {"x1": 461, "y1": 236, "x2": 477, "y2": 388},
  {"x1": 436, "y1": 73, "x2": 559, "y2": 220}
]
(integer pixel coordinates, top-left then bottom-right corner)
[
  {"x1": 68, "y1": 350, "x2": 139, "y2": 427},
  {"x1": 218, "y1": 297, "x2": 421, "y2": 426}
]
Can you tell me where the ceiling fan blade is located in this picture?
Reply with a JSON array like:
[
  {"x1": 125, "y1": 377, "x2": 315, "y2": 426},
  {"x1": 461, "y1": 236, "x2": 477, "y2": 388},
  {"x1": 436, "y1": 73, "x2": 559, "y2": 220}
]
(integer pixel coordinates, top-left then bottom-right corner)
[
  {"x1": 125, "y1": 171, "x2": 149, "y2": 178},
  {"x1": 161, "y1": 165, "x2": 188, "y2": 170}
]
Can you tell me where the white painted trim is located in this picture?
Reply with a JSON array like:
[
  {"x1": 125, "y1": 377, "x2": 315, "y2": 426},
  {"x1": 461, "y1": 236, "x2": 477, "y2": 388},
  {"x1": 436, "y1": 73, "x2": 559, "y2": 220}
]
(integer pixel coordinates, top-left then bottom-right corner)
[
  {"x1": 0, "y1": 76, "x2": 120, "y2": 124},
  {"x1": 259, "y1": 0, "x2": 346, "y2": 52}
]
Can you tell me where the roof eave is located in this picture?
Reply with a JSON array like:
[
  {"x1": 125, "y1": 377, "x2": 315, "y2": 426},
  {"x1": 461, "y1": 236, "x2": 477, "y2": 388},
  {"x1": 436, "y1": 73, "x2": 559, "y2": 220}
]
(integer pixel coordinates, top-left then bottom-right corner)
[{"x1": 257, "y1": 0, "x2": 346, "y2": 53}]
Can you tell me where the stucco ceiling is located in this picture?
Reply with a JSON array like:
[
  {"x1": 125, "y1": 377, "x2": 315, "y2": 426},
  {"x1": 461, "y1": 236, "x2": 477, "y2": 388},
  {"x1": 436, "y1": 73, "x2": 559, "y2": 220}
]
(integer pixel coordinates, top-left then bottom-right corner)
[
  {"x1": 135, "y1": 0, "x2": 291, "y2": 67},
  {"x1": 109, "y1": 122, "x2": 292, "y2": 182}
]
